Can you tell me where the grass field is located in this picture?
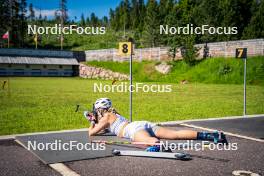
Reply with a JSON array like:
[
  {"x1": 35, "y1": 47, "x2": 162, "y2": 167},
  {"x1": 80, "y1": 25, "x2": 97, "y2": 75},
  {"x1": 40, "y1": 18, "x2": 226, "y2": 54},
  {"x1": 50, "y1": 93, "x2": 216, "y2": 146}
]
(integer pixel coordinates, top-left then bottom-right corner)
[{"x1": 0, "y1": 77, "x2": 263, "y2": 135}]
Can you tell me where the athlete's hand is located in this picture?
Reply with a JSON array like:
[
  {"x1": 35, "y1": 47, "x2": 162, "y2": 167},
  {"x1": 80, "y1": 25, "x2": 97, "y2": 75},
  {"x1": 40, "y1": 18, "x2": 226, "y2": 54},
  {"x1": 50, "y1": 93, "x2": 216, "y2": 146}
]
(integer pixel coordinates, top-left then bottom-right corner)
[{"x1": 83, "y1": 111, "x2": 96, "y2": 124}]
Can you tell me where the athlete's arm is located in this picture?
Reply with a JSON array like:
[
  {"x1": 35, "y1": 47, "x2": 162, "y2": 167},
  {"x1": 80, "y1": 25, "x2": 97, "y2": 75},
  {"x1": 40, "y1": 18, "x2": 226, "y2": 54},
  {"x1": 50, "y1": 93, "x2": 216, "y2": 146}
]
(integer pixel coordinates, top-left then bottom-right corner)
[{"x1": 88, "y1": 115, "x2": 109, "y2": 136}]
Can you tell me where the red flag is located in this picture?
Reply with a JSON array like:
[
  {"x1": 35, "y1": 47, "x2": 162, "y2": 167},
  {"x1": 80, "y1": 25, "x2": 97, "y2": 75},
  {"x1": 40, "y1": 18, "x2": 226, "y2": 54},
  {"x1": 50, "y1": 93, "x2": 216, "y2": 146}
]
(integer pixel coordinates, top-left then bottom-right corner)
[{"x1": 2, "y1": 31, "x2": 9, "y2": 39}]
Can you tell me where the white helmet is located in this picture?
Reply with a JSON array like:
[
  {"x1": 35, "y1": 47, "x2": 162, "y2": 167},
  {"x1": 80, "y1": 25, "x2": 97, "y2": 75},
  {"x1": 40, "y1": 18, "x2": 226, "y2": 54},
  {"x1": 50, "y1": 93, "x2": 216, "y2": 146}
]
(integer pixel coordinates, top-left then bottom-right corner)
[{"x1": 94, "y1": 98, "x2": 112, "y2": 110}]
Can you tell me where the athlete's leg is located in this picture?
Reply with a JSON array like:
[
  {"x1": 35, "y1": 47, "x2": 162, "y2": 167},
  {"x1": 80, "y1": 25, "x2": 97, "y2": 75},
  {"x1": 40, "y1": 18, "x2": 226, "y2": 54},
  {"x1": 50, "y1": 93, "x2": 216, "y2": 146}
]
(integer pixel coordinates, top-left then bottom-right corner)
[
  {"x1": 133, "y1": 129, "x2": 159, "y2": 144},
  {"x1": 154, "y1": 126, "x2": 228, "y2": 144},
  {"x1": 154, "y1": 127, "x2": 197, "y2": 140}
]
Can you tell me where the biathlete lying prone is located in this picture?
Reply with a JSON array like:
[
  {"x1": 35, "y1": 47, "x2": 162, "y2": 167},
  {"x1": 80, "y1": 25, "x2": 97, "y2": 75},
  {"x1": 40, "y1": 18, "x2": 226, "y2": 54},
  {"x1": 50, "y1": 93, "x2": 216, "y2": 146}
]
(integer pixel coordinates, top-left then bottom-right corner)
[{"x1": 84, "y1": 98, "x2": 228, "y2": 151}]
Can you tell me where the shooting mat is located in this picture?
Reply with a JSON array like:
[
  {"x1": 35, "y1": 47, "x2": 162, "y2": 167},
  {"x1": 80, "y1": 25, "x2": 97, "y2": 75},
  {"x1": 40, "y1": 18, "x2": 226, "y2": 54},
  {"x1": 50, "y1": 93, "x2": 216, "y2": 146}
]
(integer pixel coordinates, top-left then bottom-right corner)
[{"x1": 15, "y1": 131, "x2": 142, "y2": 164}]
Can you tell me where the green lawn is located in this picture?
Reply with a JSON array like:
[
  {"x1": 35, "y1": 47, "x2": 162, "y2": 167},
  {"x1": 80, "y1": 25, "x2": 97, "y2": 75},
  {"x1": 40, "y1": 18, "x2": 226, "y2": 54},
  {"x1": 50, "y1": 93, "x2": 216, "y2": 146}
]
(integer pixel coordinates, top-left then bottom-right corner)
[{"x1": 0, "y1": 77, "x2": 263, "y2": 135}]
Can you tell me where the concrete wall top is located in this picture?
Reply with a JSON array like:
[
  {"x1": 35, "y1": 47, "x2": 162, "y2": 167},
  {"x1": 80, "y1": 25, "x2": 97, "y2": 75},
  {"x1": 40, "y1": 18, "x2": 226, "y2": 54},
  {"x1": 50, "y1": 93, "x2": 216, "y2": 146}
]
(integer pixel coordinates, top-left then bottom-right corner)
[{"x1": 0, "y1": 48, "x2": 74, "y2": 58}]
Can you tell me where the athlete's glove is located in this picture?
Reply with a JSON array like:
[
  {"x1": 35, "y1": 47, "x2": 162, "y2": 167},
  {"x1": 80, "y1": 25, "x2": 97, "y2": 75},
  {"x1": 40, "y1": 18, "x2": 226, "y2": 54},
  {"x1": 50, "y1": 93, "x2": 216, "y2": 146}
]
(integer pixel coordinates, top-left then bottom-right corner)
[{"x1": 83, "y1": 111, "x2": 96, "y2": 125}]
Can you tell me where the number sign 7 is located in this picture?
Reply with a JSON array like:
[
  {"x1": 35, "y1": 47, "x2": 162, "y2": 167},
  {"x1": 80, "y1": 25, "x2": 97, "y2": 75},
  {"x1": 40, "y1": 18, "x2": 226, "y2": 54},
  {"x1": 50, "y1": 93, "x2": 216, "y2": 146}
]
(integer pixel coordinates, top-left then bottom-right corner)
[{"x1": 236, "y1": 48, "x2": 247, "y2": 59}]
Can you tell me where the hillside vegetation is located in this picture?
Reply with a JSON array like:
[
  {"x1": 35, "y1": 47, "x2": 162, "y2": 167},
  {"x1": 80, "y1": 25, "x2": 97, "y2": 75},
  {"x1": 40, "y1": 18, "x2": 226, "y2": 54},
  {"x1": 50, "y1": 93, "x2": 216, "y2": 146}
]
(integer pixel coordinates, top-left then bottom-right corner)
[
  {"x1": 85, "y1": 56, "x2": 264, "y2": 85},
  {"x1": 36, "y1": 29, "x2": 127, "y2": 51}
]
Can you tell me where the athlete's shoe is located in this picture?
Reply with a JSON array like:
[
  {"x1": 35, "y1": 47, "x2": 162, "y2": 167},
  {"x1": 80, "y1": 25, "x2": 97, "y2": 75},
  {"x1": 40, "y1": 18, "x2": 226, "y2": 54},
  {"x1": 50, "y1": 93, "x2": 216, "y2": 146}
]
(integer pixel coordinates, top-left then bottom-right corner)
[
  {"x1": 146, "y1": 145, "x2": 160, "y2": 152},
  {"x1": 213, "y1": 131, "x2": 228, "y2": 144},
  {"x1": 146, "y1": 145, "x2": 172, "y2": 152}
]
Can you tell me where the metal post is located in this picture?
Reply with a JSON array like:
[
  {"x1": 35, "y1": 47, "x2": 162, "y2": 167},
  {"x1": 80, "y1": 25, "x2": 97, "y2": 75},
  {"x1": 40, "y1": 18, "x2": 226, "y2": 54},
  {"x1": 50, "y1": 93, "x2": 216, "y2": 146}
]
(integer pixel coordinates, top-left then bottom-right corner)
[
  {"x1": 7, "y1": 32, "x2": 10, "y2": 48},
  {"x1": 60, "y1": 0, "x2": 64, "y2": 50},
  {"x1": 129, "y1": 53, "x2": 132, "y2": 122},
  {"x1": 158, "y1": 47, "x2": 161, "y2": 61},
  {"x1": 35, "y1": 33, "x2": 38, "y2": 49},
  {"x1": 7, "y1": 77, "x2": 10, "y2": 97},
  {"x1": 243, "y1": 58, "x2": 247, "y2": 116}
]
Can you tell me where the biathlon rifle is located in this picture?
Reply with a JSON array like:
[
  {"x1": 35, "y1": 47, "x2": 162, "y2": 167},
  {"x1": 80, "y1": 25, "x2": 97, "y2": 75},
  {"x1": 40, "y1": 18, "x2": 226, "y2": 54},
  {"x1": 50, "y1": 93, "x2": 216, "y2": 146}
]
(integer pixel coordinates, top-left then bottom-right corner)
[{"x1": 75, "y1": 104, "x2": 97, "y2": 124}]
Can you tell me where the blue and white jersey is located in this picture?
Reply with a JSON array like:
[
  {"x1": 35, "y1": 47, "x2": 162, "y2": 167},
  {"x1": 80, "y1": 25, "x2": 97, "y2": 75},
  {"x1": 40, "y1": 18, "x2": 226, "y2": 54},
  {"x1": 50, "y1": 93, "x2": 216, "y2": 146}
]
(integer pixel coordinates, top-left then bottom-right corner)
[{"x1": 109, "y1": 114, "x2": 128, "y2": 135}]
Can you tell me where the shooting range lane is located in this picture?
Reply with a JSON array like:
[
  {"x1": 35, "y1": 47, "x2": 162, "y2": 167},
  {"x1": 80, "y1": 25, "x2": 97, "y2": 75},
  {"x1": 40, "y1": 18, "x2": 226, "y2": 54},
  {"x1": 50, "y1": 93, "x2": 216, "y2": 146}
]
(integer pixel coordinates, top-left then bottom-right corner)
[
  {"x1": 0, "y1": 139, "x2": 60, "y2": 176},
  {"x1": 65, "y1": 130, "x2": 264, "y2": 176},
  {"x1": 12, "y1": 120, "x2": 264, "y2": 176},
  {"x1": 183, "y1": 116, "x2": 264, "y2": 140},
  {"x1": 15, "y1": 131, "x2": 143, "y2": 164},
  {"x1": 14, "y1": 127, "x2": 213, "y2": 165},
  {"x1": 6, "y1": 123, "x2": 264, "y2": 176}
]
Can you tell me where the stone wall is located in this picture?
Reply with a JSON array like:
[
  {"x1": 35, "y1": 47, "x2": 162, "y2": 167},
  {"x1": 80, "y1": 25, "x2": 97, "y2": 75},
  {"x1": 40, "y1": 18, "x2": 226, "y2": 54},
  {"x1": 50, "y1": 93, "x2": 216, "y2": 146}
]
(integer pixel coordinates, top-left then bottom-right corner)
[
  {"x1": 84, "y1": 39, "x2": 264, "y2": 61},
  {"x1": 1, "y1": 39, "x2": 263, "y2": 62},
  {"x1": 79, "y1": 64, "x2": 129, "y2": 80},
  {"x1": 196, "y1": 39, "x2": 264, "y2": 58}
]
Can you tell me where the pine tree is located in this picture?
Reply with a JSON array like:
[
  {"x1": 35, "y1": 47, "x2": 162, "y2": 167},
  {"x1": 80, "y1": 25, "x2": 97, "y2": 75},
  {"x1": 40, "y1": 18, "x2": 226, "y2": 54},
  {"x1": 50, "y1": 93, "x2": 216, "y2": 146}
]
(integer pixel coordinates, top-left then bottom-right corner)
[
  {"x1": 86, "y1": 16, "x2": 90, "y2": 25},
  {"x1": 102, "y1": 16, "x2": 109, "y2": 26},
  {"x1": 114, "y1": 6, "x2": 122, "y2": 30},
  {"x1": 11, "y1": 0, "x2": 21, "y2": 47},
  {"x1": 29, "y1": 3, "x2": 35, "y2": 21},
  {"x1": 0, "y1": 0, "x2": 11, "y2": 36},
  {"x1": 90, "y1": 13, "x2": 99, "y2": 26},
  {"x1": 121, "y1": 0, "x2": 131, "y2": 30},
  {"x1": 19, "y1": 0, "x2": 27, "y2": 46},
  {"x1": 143, "y1": 0, "x2": 160, "y2": 47},
  {"x1": 80, "y1": 13, "x2": 86, "y2": 26},
  {"x1": 159, "y1": 0, "x2": 168, "y2": 24},
  {"x1": 131, "y1": 0, "x2": 140, "y2": 29},
  {"x1": 43, "y1": 15, "x2": 47, "y2": 22},
  {"x1": 109, "y1": 8, "x2": 116, "y2": 29},
  {"x1": 242, "y1": 0, "x2": 264, "y2": 39},
  {"x1": 54, "y1": 11, "x2": 60, "y2": 23},
  {"x1": 39, "y1": 14, "x2": 42, "y2": 21},
  {"x1": 138, "y1": 0, "x2": 146, "y2": 32},
  {"x1": 60, "y1": 0, "x2": 68, "y2": 23},
  {"x1": 217, "y1": 0, "x2": 254, "y2": 41},
  {"x1": 165, "y1": 2, "x2": 182, "y2": 59},
  {"x1": 191, "y1": 0, "x2": 221, "y2": 43},
  {"x1": 159, "y1": 0, "x2": 174, "y2": 45},
  {"x1": 165, "y1": 0, "x2": 199, "y2": 62}
]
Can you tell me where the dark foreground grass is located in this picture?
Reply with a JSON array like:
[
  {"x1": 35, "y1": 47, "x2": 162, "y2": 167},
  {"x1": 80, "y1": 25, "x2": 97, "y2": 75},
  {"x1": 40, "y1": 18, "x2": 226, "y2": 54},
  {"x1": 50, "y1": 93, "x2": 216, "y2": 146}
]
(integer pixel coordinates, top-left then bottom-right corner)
[{"x1": 0, "y1": 77, "x2": 263, "y2": 135}]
